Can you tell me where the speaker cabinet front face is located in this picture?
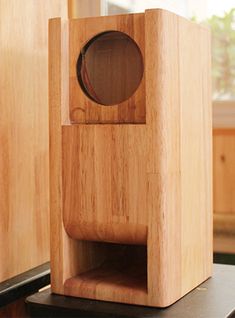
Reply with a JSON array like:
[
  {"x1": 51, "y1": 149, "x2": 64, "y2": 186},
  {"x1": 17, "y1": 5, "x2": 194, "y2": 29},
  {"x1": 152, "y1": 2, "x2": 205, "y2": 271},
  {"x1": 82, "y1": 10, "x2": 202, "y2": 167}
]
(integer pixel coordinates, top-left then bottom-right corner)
[
  {"x1": 69, "y1": 14, "x2": 146, "y2": 124},
  {"x1": 49, "y1": 9, "x2": 212, "y2": 307}
]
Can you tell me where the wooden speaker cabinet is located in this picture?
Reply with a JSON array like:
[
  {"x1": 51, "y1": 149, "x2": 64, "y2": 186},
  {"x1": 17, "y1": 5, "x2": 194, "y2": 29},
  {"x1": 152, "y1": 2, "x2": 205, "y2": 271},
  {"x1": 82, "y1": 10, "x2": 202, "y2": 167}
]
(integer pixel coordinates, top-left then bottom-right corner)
[{"x1": 49, "y1": 9, "x2": 212, "y2": 307}]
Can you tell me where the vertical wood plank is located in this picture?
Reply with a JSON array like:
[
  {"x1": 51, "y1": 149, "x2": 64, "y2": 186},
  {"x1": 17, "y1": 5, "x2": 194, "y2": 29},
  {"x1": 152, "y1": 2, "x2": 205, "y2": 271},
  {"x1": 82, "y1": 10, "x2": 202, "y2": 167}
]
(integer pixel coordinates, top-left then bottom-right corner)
[
  {"x1": 0, "y1": 0, "x2": 67, "y2": 282},
  {"x1": 145, "y1": 9, "x2": 181, "y2": 306}
]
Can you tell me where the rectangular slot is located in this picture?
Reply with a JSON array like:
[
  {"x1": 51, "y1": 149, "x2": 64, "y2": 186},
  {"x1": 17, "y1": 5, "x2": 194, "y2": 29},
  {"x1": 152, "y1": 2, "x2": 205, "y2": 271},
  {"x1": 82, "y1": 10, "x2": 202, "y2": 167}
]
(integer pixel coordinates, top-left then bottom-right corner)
[{"x1": 64, "y1": 241, "x2": 147, "y2": 303}]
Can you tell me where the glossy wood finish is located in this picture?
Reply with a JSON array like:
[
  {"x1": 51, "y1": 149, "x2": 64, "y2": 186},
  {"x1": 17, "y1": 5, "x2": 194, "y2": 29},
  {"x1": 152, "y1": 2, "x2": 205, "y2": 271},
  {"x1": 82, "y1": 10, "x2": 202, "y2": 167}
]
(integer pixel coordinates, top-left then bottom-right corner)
[
  {"x1": 0, "y1": 0, "x2": 67, "y2": 282},
  {"x1": 49, "y1": 9, "x2": 212, "y2": 307},
  {"x1": 62, "y1": 125, "x2": 148, "y2": 245},
  {"x1": 64, "y1": 244, "x2": 147, "y2": 305},
  {"x1": 69, "y1": 13, "x2": 146, "y2": 124}
]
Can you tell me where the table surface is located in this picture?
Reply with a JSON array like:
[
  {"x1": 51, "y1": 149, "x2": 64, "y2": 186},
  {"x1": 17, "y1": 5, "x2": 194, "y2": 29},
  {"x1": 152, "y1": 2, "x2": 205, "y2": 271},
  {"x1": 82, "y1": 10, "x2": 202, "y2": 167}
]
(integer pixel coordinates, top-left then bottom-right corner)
[
  {"x1": 0, "y1": 262, "x2": 50, "y2": 307},
  {"x1": 26, "y1": 264, "x2": 235, "y2": 318}
]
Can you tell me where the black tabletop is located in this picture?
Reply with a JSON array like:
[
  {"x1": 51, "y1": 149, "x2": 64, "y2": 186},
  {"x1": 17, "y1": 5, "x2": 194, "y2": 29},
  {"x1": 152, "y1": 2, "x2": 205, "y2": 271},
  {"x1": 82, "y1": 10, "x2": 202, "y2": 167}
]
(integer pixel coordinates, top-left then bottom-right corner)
[
  {"x1": 0, "y1": 262, "x2": 50, "y2": 307},
  {"x1": 26, "y1": 264, "x2": 235, "y2": 318}
]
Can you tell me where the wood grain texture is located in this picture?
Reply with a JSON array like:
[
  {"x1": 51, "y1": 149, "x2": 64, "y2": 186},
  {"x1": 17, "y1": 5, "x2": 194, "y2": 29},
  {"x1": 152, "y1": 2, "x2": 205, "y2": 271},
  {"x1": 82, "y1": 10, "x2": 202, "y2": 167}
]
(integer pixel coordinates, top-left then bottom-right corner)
[
  {"x1": 213, "y1": 129, "x2": 235, "y2": 254},
  {"x1": 69, "y1": 13, "x2": 145, "y2": 124},
  {"x1": 62, "y1": 125, "x2": 147, "y2": 244},
  {"x1": 0, "y1": 298, "x2": 28, "y2": 318},
  {"x1": 213, "y1": 129, "x2": 235, "y2": 214},
  {"x1": 68, "y1": 0, "x2": 102, "y2": 18},
  {"x1": 178, "y1": 12, "x2": 212, "y2": 295},
  {"x1": 49, "y1": 17, "x2": 79, "y2": 294},
  {"x1": 0, "y1": 0, "x2": 67, "y2": 282},
  {"x1": 50, "y1": 9, "x2": 212, "y2": 307}
]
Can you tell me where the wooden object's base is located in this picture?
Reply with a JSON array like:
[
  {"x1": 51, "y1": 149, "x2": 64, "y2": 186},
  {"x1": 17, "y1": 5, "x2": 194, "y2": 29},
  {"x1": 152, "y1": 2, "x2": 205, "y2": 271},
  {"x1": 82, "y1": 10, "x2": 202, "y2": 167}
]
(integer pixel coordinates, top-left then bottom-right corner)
[
  {"x1": 64, "y1": 243, "x2": 147, "y2": 305},
  {"x1": 27, "y1": 265, "x2": 235, "y2": 318}
]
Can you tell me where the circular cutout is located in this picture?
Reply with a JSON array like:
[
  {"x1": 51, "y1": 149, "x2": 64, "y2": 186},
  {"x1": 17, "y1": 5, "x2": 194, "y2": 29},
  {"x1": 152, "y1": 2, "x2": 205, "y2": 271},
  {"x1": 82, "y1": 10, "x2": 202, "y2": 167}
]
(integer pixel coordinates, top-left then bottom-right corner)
[{"x1": 77, "y1": 31, "x2": 144, "y2": 106}]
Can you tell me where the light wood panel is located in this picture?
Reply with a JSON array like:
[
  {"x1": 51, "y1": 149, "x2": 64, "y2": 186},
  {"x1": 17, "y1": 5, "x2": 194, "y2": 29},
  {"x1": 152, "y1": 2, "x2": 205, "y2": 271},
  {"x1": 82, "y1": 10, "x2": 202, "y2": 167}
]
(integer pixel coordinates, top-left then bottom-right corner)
[
  {"x1": 49, "y1": 17, "x2": 81, "y2": 293},
  {"x1": 213, "y1": 129, "x2": 235, "y2": 253},
  {"x1": 178, "y1": 13, "x2": 212, "y2": 294},
  {"x1": 69, "y1": 13, "x2": 146, "y2": 123},
  {"x1": 62, "y1": 125, "x2": 147, "y2": 244},
  {"x1": 0, "y1": 0, "x2": 67, "y2": 282},
  {"x1": 68, "y1": 0, "x2": 102, "y2": 18},
  {"x1": 50, "y1": 9, "x2": 212, "y2": 307}
]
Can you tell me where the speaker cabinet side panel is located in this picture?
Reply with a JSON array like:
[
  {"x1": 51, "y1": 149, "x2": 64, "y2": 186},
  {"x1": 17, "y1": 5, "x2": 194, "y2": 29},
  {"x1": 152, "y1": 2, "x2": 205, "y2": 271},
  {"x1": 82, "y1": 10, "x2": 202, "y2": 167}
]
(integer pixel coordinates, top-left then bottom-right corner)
[
  {"x1": 145, "y1": 9, "x2": 182, "y2": 306},
  {"x1": 49, "y1": 18, "x2": 81, "y2": 294},
  {"x1": 179, "y1": 18, "x2": 212, "y2": 294}
]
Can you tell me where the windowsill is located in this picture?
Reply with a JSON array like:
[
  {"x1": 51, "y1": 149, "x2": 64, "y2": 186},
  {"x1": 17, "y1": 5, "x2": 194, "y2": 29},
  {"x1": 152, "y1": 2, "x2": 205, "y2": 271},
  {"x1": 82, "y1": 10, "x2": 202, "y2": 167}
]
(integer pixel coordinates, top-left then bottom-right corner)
[
  {"x1": 0, "y1": 263, "x2": 50, "y2": 307},
  {"x1": 213, "y1": 100, "x2": 235, "y2": 128}
]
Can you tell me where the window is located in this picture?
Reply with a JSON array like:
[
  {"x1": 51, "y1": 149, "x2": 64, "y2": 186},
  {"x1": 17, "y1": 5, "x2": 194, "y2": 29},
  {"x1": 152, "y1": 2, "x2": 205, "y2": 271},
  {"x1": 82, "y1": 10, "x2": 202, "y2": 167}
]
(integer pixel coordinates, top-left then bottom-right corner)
[{"x1": 104, "y1": 0, "x2": 235, "y2": 102}]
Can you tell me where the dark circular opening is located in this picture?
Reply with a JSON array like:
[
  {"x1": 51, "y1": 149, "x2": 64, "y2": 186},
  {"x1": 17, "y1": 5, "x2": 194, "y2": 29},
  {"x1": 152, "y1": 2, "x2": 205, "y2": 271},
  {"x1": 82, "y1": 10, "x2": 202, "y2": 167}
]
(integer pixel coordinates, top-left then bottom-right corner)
[{"x1": 77, "y1": 31, "x2": 144, "y2": 106}]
